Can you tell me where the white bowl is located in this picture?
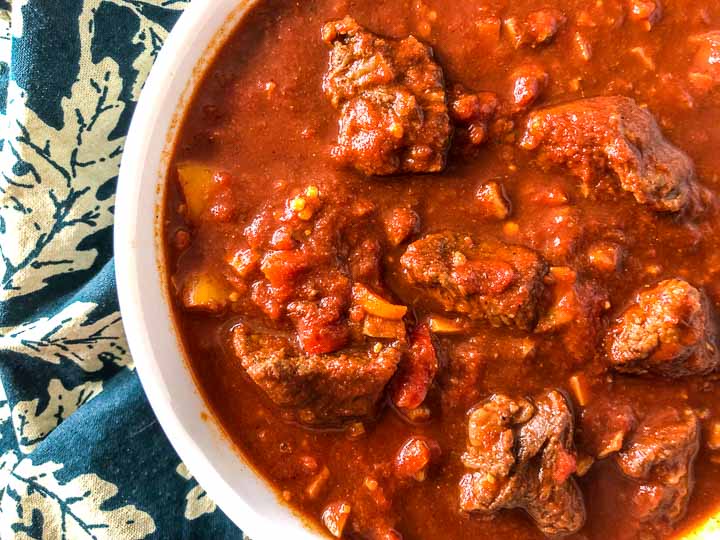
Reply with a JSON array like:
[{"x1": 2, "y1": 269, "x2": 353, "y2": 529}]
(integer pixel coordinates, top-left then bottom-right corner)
[
  {"x1": 114, "y1": 2, "x2": 720, "y2": 539},
  {"x1": 114, "y1": 1, "x2": 320, "y2": 538}
]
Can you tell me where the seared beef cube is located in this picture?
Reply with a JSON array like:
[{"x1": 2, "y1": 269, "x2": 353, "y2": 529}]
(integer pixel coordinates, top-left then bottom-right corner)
[
  {"x1": 607, "y1": 279, "x2": 719, "y2": 377},
  {"x1": 460, "y1": 390, "x2": 585, "y2": 536},
  {"x1": 616, "y1": 408, "x2": 700, "y2": 528},
  {"x1": 400, "y1": 232, "x2": 547, "y2": 329},
  {"x1": 520, "y1": 96, "x2": 699, "y2": 213},
  {"x1": 232, "y1": 324, "x2": 401, "y2": 426},
  {"x1": 322, "y1": 17, "x2": 451, "y2": 175}
]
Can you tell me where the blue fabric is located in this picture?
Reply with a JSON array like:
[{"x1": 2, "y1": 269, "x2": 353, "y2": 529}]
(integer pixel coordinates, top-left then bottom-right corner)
[{"x1": 0, "y1": 1, "x2": 243, "y2": 537}]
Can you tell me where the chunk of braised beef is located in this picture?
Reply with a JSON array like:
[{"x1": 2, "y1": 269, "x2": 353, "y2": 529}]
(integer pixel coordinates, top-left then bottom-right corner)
[
  {"x1": 459, "y1": 390, "x2": 585, "y2": 536},
  {"x1": 232, "y1": 324, "x2": 402, "y2": 426},
  {"x1": 607, "y1": 278, "x2": 719, "y2": 377},
  {"x1": 520, "y1": 96, "x2": 701, "y2": 213},
  {"x1": 322, "y1": 16, "x2": 451, "y2": 175},
  {"x1": 400, "y1": 232, "x2": 547, "y2": 330},
  {"x1": 616, "y1": 407, "x2": 700, "y2": 530}
]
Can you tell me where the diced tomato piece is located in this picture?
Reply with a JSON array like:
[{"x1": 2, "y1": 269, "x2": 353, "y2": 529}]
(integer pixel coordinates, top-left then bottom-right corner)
[
  {"x1": 322, "y1": 501, "x2": 352, "y2": 538},
  {"x1": 251, "y1": 280, "x2": 293, "y2": 320},
  {"x1": 260, "y1": 250, "x2": 309, "y2": 287},
  {"x1": 296, "y1": 319, "x2": 349, "y2": 354},
  {"x1": 391, "y1": 324, "x2": 439, "y2": 410},
  {"x1": 394, "y1": 436, "x2": 441, "y2": 480},
  {"x1": 289, "y1": 296, "x2": 350, "y2": 354}
]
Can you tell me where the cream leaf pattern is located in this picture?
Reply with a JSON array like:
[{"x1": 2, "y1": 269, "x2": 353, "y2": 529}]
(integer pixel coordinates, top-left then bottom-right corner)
[
  {"x1": 176, "y1": 462, "x2": 218, "y2": 520},
  {"x1": 0, "y1": 459, "x2": 156, "y2": 539},
  {"x1": 12, "y1": 378, "x2": 103, "y2": 454},
  {"x1": 0, "y1": 0, "x2": 243, "y2": 537},
  {"x1": 0, "y1": 301, "x2": 130, "y2": 372},
  {"x1": 0, "y1": 0, "x2": 126, "y2": 300}
]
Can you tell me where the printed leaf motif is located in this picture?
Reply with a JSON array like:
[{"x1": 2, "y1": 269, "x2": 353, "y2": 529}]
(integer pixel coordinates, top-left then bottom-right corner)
[
  {"x1": 0, "y1": 0, "x2": 126, "y2": 300},
  {"x1": 109, "y1": 0, "x2": 189, "y2": 101},
  {"x1": 1, "y1": 459, "x2": 156, "y2": 539},
  {"x1": 176, "y1": 462, "x2": 217, "y2": 520},
  {"x1": 12, "y1": 378, "x2": 103, "y2": 454},
  {"x1": 0, "y1": 301, "x2": 130, "y2": 372}
]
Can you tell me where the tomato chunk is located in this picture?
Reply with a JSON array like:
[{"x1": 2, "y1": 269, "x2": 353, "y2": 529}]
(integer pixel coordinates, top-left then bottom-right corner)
[
  {"x1": 391, "y1": 324, "x2": 439, "y2": 410},
  {"x1": 394, "y1": 436, "x2": 442, "y2": 480}
]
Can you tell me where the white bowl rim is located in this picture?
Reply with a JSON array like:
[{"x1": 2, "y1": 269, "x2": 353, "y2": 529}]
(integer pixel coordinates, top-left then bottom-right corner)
[{"x1": 114, "y1": 1, "x2": 321, "y2": 538}]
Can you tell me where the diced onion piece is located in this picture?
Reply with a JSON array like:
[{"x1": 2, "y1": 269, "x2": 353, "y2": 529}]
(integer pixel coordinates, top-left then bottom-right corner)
[
  {"x1": 181, "y1": 272, "x2": 230, "y2": 312},
  {"x1": 402, "y1": 406, "x2": 432, "y2": 423},
  {"x1": 176, "y1": 163, "x2": 216, "y2": 223},
  {"x1": 549, "y1": 265, "x2": 577, "y2": 283},
  {"x1": 305, "y1": 466, "x2": 330, "y2": 500},
  {"x1": 597, "y1": 431, "x2": 626, "y2": 459},
  {"x1": 352, "y1": 283, "x2": 407, "y2": 319},
  {"x1": 363, "y1": 315, "x2": 406, "y2": 339},
  {"x1": 427, "y1": 315, "x2": 465, "y2": 334},
  {"x1": 575, "y1": 453, "x2": 594, "y2": 477},
  {"x1": 568, "y1": 373, "x2": 590, "y2": 407},
  {"x1": 322, "y1": 502, "x2": 352, "y2": 538}
]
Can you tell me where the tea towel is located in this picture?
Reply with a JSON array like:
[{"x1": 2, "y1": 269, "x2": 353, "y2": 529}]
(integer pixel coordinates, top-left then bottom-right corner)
[{"x1": 0, "y1": 1, "x2": 243, "y2": 537}]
